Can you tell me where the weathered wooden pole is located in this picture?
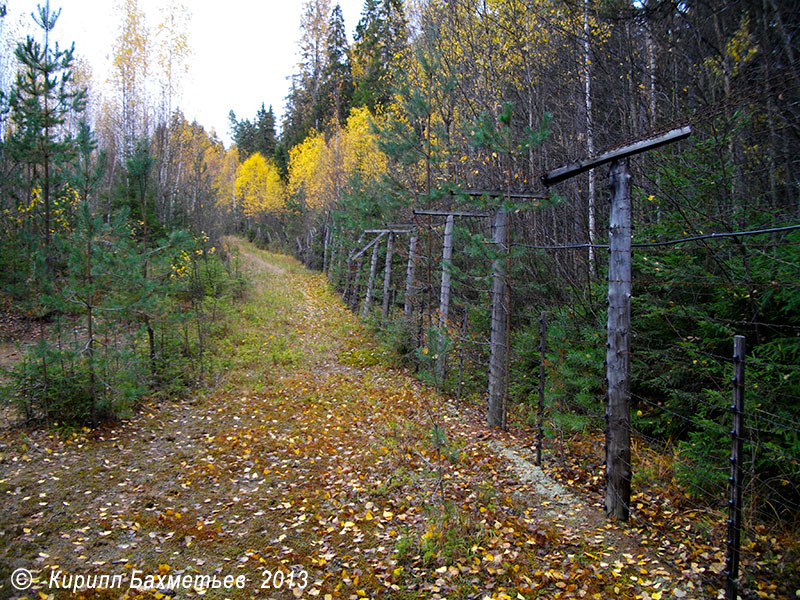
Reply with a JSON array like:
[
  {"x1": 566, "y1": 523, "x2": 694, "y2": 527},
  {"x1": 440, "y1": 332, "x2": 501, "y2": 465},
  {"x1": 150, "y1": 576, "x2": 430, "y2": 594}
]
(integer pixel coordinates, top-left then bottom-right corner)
[
  {"x1": 605, "y1": 158, "x2": 632, "y2": 521},
  {"x1": 438, "y1": 214, "x2": 455, "y2": 327},
  {"x1": 323, "y1": 224, "x2": 331, "y2": 273},
  {"x1": 404, "y1": 234, "x2": 418, "y2": 320},
  {"x1": 363, "y1": 238, "x2": 382, "y2": 318},
  {"x1": 537, "y1": 311, "x2": 547, "y2": 466},
  {"x1": 488, "y1": 208, "x2": 508, "y2": 428},
  {"x1": 725, "y1": 335, "x2": 746, "y2": 600},
  {"x1": 342, "y1": 261, "x2": 352, "y2": 303},
  {"x1": 381, "y1": 232, "x2": 394, "y2": 318},
  {"x1": 436, "y1": 214, "x2": 455, "y2": 380},
  {"x1": 456, "y1": 306, "x2": 468, "y2": 405},
  {"x1": 541, "y1": 126, "x2": 691, "y2": 522},
  {"x1": 350, "y1": 256, "x2": 363, "y2": 310},
  {"x1": 329, "y1": 236, "x2": 338, "y2": 279}
]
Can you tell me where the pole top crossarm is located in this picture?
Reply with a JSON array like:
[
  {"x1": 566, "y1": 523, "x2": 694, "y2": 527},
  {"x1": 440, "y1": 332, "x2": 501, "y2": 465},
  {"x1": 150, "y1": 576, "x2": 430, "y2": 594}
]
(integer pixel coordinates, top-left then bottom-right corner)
[
  {"x1": 541, "y1": 125, "x2": 692, "y2": 186},
  {"x1": 413, "y1": 209, "x2": 490, "y2": 218},
  {"x1": 460, "y1": 189, "x2": 548, "y2": 200}
]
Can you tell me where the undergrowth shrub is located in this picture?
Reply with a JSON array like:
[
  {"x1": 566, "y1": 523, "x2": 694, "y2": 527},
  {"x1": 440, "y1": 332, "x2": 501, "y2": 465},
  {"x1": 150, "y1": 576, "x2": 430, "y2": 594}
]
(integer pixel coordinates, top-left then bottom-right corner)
[{"x1": 1, "y1": 229, "x2": 245, "y2": 426}]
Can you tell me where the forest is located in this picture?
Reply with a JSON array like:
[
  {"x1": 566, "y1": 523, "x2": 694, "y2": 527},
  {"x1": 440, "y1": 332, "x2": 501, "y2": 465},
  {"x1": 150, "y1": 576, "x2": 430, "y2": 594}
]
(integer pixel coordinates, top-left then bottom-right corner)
[{"x1": 0, "y1": 0, "x2": 799, "y2": 598}]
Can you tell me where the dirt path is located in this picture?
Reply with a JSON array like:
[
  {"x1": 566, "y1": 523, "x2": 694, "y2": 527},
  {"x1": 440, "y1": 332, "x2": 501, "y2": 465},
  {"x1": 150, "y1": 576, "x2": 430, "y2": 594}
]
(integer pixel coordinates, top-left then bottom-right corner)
[{"x1": 0, "y1": 241, "x2": 704, "y2": 600}]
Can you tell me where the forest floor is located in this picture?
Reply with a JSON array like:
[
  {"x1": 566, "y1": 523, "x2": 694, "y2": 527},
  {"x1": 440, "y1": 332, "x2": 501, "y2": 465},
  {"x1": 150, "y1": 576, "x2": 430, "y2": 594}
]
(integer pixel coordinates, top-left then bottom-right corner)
[{"x1": 0, "y1": 239, "x2": 777, "y2": 600}]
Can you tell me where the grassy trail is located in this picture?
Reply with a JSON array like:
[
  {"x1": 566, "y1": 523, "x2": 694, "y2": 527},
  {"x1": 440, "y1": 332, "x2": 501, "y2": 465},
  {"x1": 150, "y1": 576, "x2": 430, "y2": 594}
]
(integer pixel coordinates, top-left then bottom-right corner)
[{"x1": 0, "y1": 240, "x2": 698, "y2": 600}]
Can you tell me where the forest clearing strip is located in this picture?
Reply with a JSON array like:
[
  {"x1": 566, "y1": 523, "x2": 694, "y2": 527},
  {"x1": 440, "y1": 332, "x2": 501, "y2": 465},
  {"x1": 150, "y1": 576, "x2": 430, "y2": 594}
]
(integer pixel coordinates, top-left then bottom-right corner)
[{"x1": 0, "y1": 239, "x2": 704, "y2": 600}]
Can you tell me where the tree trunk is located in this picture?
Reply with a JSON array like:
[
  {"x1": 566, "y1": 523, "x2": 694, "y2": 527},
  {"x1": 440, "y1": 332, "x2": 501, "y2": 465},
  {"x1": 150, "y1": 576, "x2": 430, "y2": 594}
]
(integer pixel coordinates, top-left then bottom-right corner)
[{"x1": 583, "y1": 0, "x2": 596, "y2": 276}]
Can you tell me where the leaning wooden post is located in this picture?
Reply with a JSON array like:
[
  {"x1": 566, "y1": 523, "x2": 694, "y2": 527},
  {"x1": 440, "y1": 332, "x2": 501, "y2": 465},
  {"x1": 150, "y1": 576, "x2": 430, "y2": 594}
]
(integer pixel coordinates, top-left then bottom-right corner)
[
  {"x1": 436, "y1": 214, "x2": 455, "y2": 380},
  {"x1": 488, "y1": 208, "x2": 508, "y2": 428},
  {"x1": 605, "y1": 158, "x2": 632, "y2": 521},
  {"x1": 404, "y1": 234, "x2": 418, "y2": 320},
  {"x1": 363, "y1": 239, "x2": 381, "y2": 318},
  {"x1": 725, "y1": 335, "x2": 745, "y2": 600},
  {"x1": 537, "y1": 311, "x2": 547, "y2": 466},
  {"x1": 382, "y1": 232, "x2": 394, "y2": 319}
]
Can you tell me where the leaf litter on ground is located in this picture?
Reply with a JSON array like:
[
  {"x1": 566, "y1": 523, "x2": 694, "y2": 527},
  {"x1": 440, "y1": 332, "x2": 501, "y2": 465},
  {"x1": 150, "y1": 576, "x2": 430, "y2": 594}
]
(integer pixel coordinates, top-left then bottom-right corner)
[{"x1": 1, "y1": 239, "x2": 787, "y2": 600}]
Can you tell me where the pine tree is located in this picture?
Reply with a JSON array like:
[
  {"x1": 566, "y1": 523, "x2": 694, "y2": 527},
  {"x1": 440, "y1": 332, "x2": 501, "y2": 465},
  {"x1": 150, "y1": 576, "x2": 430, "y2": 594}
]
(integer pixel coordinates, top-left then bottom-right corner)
[{"x1": 4, "y1": 1, "x2": 86, "y2": 266}]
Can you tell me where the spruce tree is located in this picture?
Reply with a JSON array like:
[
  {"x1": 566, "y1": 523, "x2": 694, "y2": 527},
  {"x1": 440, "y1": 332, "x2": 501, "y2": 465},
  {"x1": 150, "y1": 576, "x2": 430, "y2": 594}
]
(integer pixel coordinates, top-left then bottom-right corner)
[
  {"x1": 254, "y1": 104, "x2": 277, "y2": 158},
  {"x1": 321, "y1": 4, "x2": 353, "y2": 126},
  {"x1": 352, "y1": 0, "x2": 407, "y2": 112}
]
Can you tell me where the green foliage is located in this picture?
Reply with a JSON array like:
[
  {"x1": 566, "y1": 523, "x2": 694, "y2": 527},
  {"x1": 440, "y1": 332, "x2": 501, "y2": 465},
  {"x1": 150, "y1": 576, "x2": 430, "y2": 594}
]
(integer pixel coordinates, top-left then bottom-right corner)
[
  {"x1": 352, "y1": 0, "x2": 407, "y2": 112},
  {"x1": 469, "y1": 103, "x2": 552, "y2": 157},
  {"x1": 229, "y1": 104, "x2": 278, "y2": 162},
  {"x1": 542, "y1": 309, "x2": 604, "y2": 433},
  {"x1": 625, "y1": 133, "x2": 800, "y2": 516},
  {"x1": 1, "y1": 214, "x2": 244, "y2": 425}
]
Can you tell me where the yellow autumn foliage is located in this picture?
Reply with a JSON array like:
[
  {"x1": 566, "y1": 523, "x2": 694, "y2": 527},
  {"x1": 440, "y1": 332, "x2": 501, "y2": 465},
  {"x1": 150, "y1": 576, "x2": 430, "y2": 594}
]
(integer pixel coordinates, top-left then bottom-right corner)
[
  {"x1": 342, "y1": 107, "x2": 387, "y2": 183},
  {"x1": 288, "y1": 131, "x2": 327, "y2": 211},
  {"x1": 235, "y1": 153, "x2": 285, "y2": 217},
  {"x1": 287, "y1": 107, "x2": 387, "y2": 212}
]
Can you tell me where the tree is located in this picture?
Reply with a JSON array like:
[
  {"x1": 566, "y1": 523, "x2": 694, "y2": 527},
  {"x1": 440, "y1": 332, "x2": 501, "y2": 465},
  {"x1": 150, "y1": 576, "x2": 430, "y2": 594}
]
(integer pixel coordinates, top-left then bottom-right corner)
[
  {"x1": 254, "y1": 104, "x2": 277, "y2": 158},
  {"x1": 229, "y1": 105, "x2": 276, "y2": 161},
  {"x1": 299, "y1": 0, "x2": 332, "y2": 128},
  {"x1": 228, "y1": 109, "x2": 255, "y2": 158},
  {"x1": 154, "y1": 1, "x2": 191, "y2": 122},
  {"x1": 112, "y1": 0, "x2": 149, "y2": 157},
  {"x1": 320, "y1": 4, "x2": 354, "y2": 127},
  {"x1": 152, "y1": 2, "x2": 191, "y2": 230},
  {"x1": 351, "y1": 0, "x2": 407, "y2": 112},
  {"x1": 4, "y1": 0, "x2": 86, "y2": 265},
  {"x1": 235, "y1": 152, "x2": 285, "y2": 217}
]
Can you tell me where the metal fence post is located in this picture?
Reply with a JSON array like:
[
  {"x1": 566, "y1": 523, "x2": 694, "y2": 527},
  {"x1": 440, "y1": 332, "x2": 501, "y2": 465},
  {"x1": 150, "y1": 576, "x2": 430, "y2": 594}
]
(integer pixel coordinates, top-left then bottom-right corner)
[{"x1": 726, "y1": 335, "x2": 746, "y2": 600}]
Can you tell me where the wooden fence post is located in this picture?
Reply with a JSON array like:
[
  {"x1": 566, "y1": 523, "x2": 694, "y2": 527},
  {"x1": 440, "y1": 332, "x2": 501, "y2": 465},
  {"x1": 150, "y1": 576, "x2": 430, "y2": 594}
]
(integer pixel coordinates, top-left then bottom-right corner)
[
  {"x1": 329, "y1": 236, "x2": 338, "y2": 280},
  {"x1": 605, "y1": 158, "x2": 632, "y2": 521},
  {"x1": 350, "y1": 256, "x2": 363, "y2": 310},
  {"x1": 323, "y1": 225, "x2": 331, "y2": 273},
  {"x1": 363, "y1": 239, "x2": 381, "y2": 318},
  {"x1": 382, "y1": 232, "x2": 394, "y2": 319},
  {"x1": 488, "y1": 208, "x2": 508, "y2": 428},
  {"x1": 537, "y1": 311, "x2": 547, "y2": 466},
  {"x1": 725, "y1": 335, "x2": 746, "y2": 600},
  {"x1": 404, "y1": 234, "x2": 418, "y2": 320},
  {"x1": 343, "y1": 260, "x2": 353, "y2": 304},
  {"x1": 456, "y1": 306, "x2": 468, "y2": 405},
  {"x1": 436, "y1": 214, "x2": 455, "y2": 380}
]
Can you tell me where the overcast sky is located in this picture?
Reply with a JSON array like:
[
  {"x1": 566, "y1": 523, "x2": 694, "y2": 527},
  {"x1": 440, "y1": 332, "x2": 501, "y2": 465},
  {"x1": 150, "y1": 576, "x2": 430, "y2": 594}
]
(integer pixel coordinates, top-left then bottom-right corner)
[{"x1": 1, "y1": 0, "x2": 366, "y2": 146}]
